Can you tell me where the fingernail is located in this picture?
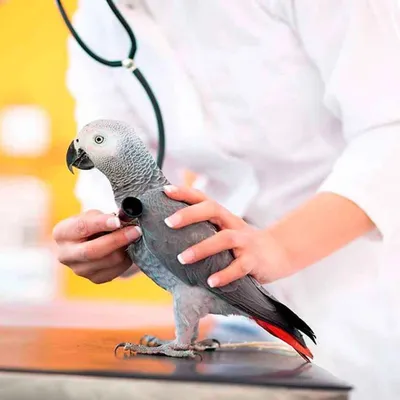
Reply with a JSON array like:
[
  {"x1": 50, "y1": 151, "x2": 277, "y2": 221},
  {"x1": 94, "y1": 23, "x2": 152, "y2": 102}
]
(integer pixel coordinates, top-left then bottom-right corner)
[
  {"x1": 164, "y1": 185, "x2": 178, "y2": 193},
  {"x1": 125, "y1": 226, "x2": 142, "y2": 242},
  {"x1": 177, "y1": 249, "x2": 194, "y2": 264},
  {"x1": 207, "y1": 276, "x2": 219, "y2": 288},
  {"x1": 165, "y1": 214, "x2": 181, "y2": 228},
  {"x1": 106, "y1": 217, "x2": 121, "y2": 229}
]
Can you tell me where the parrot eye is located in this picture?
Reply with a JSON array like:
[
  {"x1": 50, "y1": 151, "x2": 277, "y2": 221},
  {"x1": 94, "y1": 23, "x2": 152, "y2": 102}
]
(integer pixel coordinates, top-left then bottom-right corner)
[{"x1": 94, "y1": 135, "x2": 104, "y2": 144}]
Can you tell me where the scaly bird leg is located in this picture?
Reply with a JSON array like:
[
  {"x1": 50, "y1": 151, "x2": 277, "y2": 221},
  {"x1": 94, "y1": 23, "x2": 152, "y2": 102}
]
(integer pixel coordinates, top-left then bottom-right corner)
[
  {"x1": 136, "y1": 322, "x2": 220, "y2": 352},
  {"x1": 115, "y1": 305, "x2": 199, "y2": 358}
]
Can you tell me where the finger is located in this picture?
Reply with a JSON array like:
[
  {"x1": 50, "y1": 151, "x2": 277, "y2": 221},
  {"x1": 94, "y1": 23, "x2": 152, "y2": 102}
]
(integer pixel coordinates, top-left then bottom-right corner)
[
  {"x1": 163, "y1": 185, "x2": 208, "y2": 204},
  {"x1": 207, "y1": 258, "x2": 253, "y2": 288},
  {"x1": 177, "y1": 230, "x2": 242, "y2": 264},
  {"x1": 53, "y1": 212, "x2": 121, "y2": 242},
  {"x1": 164, "y1": 200, "x2": 246, "y2": 230},
  {"x1": 73, "y1": 257, "x2": 132, "y2": 280},
  {"x1": 66, "y1": 251, "x2": 130, "y2": 276},
  {"x1": 85, "y1": 209, "x2": 103, "y2": 217},
  {"x1": 60, "y1": 225, "x2": 141, "y2": 263},
  {"x1": 86, "y1": 262, "x2": 133, "y2": 284}
]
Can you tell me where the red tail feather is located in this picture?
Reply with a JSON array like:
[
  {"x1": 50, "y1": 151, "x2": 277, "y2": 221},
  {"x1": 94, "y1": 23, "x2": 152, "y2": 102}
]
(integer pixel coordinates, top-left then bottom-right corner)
[{"x1": 252, "y1": 317, "x2": 313, "y2": 361}]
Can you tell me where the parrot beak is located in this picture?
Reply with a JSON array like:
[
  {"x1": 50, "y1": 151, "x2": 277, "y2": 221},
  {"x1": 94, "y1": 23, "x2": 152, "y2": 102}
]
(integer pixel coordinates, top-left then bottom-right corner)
[{"x1": 66, "y1": 141, "x2": 94, "y2": 174}]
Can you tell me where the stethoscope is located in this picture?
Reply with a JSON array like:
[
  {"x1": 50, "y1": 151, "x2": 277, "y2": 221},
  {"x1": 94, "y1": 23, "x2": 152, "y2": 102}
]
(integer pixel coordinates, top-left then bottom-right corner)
[{"x1": 55, "y1": 0, "x2": 166, "y2": 169}]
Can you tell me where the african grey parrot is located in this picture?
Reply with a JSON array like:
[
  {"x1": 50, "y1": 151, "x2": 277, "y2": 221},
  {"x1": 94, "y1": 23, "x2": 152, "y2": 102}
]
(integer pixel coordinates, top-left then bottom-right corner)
[{"x1": 66, "y1": 119, "x2": 316, "y2": 361}]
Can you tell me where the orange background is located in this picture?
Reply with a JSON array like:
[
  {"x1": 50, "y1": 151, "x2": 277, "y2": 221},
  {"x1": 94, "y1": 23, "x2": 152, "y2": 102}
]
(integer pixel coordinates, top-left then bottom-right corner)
[{"x1": 0, "y1": 0, "x2": 172, "y2": 304}]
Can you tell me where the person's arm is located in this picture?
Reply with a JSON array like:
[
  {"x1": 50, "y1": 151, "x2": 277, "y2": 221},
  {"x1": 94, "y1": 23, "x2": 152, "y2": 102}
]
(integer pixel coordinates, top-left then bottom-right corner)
[
  {"x1": 290, "y1": 0, "x2": 400, "y2": 242},
  {"x1": 162, "y1": 0, "x2": 400, "y2": 287},
  {"x1": 265, "y1": 0, "x2": 400, "y2": 273},
  {"x1": 267, "y1": 192, "x2": 375, "y2": 274}
]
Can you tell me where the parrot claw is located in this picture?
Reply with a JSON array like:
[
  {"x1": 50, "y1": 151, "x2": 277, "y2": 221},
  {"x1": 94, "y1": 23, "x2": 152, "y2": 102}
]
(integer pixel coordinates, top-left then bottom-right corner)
[
  {"x1": 114, "y1": 342, "x2": 137, "y2": 359},
  {"x1": 192, "y1": 338, "x2": 220, "y2": 352},
  {"x1": 114, "y1": 342, "x2": 128, "y2": 354},
  {"x1": 113, "y1": 341, "x2": 201, "y2": 360}
]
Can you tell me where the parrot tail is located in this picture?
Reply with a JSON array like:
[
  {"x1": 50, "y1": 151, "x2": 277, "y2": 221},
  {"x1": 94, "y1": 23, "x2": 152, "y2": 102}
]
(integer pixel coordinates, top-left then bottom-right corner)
[
  {"x1": 252, "y1": 317, "x2": 314, "y2": 362},
  {"x1": 247, "y1": 284, "x2": 317, "y2": 362}
]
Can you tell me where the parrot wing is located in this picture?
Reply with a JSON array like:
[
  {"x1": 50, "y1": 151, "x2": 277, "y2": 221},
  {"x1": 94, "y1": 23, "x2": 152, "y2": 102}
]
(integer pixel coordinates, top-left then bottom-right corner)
[{"x1": 137, "y1": 189, "x2": 316, "y2": 359}]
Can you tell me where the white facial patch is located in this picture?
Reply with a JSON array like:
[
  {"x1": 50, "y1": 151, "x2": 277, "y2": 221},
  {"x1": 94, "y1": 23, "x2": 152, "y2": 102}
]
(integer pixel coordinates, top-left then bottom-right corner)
[{"x1": 79, "y1": 129, "x2": 119, "y2": 160}]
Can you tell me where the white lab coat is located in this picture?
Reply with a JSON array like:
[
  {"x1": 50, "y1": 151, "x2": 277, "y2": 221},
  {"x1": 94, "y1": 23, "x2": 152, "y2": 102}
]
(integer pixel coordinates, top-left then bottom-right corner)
[{"x1": 66, "y1": 1, "x2": 400, "y2": 398}]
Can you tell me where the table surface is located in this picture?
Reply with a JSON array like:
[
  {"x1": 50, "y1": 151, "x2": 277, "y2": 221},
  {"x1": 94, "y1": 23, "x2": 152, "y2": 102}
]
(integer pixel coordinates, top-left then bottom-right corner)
[{"x1": 0, "y1": 324, "x2": 352, "y2": 392}]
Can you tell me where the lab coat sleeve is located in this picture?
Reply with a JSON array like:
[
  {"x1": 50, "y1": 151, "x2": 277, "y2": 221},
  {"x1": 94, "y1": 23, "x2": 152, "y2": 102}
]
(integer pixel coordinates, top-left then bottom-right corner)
[
  {"x1": 293, "y1": 0, "x2": 400, "y2": 241},
  {"x1": 65, "y1": 0, "x2": 184, "y2": 212}
]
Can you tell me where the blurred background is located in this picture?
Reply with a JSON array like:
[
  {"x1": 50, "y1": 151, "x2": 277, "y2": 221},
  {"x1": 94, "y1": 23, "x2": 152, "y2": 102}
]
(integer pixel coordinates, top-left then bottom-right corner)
[{"x1": 0, "y1": 0, "x2": 184, "y2": 331}]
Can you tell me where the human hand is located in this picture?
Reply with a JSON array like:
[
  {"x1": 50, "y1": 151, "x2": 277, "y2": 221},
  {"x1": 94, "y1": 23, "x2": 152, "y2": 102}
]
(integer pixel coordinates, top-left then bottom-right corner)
[
  {"x1": 52, "y1": 209, "x2": 142, "y2": 284},
  {"x1": 163, "y1": 185, "x2": 292, "y2": 288}
]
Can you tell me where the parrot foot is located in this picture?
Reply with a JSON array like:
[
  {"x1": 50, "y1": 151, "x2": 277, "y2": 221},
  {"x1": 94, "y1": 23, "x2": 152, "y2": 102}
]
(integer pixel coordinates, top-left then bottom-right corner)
[
  {"x1": 139, "y1": 335, "x2": 220, "y2": 352},
  {"x1": 114, "y1": 342, "x2": 199, "y2": 359}
]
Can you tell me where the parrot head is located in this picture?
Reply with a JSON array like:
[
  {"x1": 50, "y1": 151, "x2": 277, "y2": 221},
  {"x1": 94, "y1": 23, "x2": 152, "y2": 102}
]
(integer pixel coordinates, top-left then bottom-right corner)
[
  {"x1": 66, "y1": 119, "x2": 160, "y2": 197},
  {"x1": 67, "y1": 119, "x2": 154, "y2": 174}
]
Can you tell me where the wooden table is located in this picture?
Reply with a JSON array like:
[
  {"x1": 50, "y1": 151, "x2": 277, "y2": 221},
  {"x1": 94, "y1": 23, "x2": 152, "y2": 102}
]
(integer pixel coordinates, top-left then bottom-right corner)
[{"x1": 0, "y1": 320, "x2": 352, "y2": 399}]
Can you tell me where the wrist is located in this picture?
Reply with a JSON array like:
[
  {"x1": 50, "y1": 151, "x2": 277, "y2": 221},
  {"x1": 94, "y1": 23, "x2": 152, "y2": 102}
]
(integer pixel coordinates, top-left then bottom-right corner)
[{"x1": 259, "y1": 228, "x2": 297, "y2": 282}]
